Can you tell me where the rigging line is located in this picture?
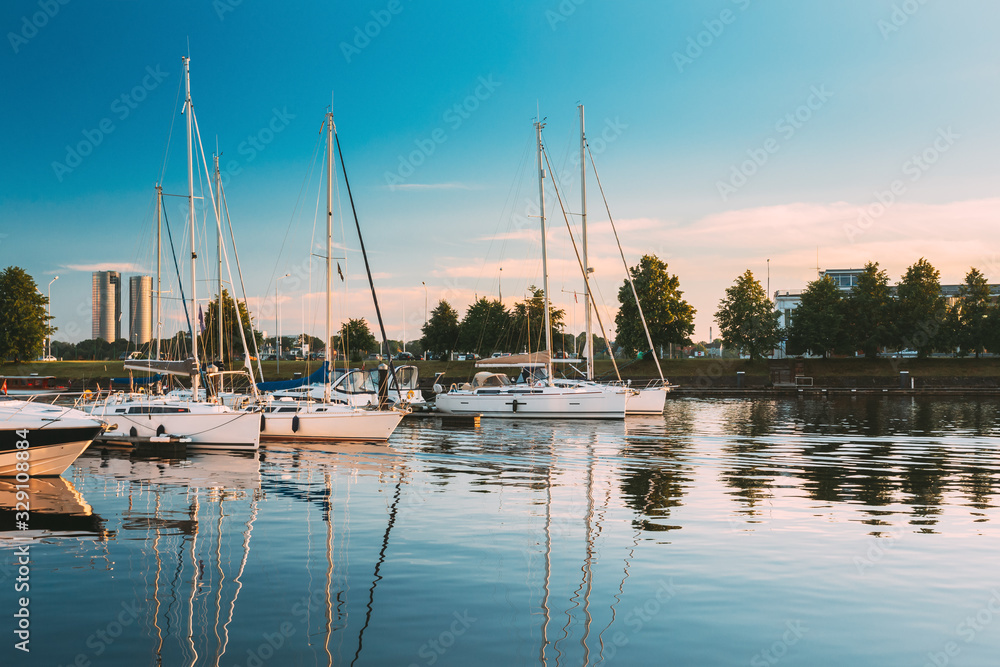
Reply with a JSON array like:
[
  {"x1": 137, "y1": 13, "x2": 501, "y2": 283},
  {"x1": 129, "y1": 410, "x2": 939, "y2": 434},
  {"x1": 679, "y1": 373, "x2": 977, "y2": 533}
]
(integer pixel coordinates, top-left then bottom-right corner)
[
  {"x1": 587, "y1": 145, "x2": 665, "y2": 382},
  {"x1": 350, "y1": 477, "x2": 403, "y2": 667},
  {"x1": 334, "y1": 131, "x2": 404, "y2": 404},
  {"x1": 221, "y1": 186, "x2": 265, "y2": 381},
  {"x1": 541, "y1": 146, "x2": 623, "y2": 383},
  {"x1": 161, "y1": 203, "x2": 195, "y2": 344},
  {"x1": 157, "y1": 61, "x2": 185, "y2": 190}
]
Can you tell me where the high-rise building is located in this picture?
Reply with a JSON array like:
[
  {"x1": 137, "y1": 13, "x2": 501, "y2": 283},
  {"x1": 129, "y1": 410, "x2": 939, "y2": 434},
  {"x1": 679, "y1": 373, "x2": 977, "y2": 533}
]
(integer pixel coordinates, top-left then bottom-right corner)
[
  {"x1": 92, "y1": 271, "x2": 121, "y2": 342},
  {"x1": 129, "y1": 275, "x2": 153, "y2": 345}
]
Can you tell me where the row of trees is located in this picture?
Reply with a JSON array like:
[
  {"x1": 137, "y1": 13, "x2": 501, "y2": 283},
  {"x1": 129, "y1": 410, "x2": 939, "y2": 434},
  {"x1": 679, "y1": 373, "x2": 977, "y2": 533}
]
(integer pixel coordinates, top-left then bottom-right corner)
[{"x1": 716, "y1": 258, "x2": 998, "y2": 360}]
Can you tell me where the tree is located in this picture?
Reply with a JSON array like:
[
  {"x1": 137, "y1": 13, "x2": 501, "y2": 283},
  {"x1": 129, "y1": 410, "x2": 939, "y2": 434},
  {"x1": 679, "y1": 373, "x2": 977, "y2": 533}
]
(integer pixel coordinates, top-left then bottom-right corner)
[
  {"x1": 336, "y1": 318, "x2": 377, "y2": 361},
  {"x1": 615, "y1": 255, "x2": 696, "y2": 356},
  {"x1": 894, "y1": 258, "x2": 944, "y2": 358},
  {"x1": 421, "y1": 301, "x2": 460, "y2": 357},
  {"x1": 953, "y1": 267, "x2": 991, "y2": 358},
  {"x1": 200, "y1": 290, "x2": 262, "y2": 364},
  {"x1": 510, "y1": 286, "x2": 565, "y2": 354},
  {"x1": 0, "y1": 266, "x2": 54, "y2": 362},
  {"x1": 715, "y1": 270, "x2": 781, "y2": 361},
  {"x1": 786, "y1": 276, "x2": 845, "y2": 358},
  {"x1": 844, "y1": 262, "x2": 893, "y2": 359},
  {"x1": 458, "y1": 297, "x2": 511, "y2": 355}
]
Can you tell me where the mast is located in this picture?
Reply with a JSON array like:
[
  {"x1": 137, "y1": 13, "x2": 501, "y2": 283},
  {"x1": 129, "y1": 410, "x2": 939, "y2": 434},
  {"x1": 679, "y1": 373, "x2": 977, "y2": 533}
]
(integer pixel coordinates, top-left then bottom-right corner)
[
  {"x1": 156, "y1": 183, "x2": 162, "y2": 360},
  {"x1": 580, "y1": 104, "x2": 594, "y2": 380},
  {"x1": 324, "y1": 108, "x2": 334, "y2": 403},
  {"x1": 215, "y1": 154, "x2": 224, "y2": 367},
  {"x1": 183, "y1": 56, "x2": 200, "y2": 399},
  {"x1": 535, "y1": 119, "x2": 554, "y2": 385}
]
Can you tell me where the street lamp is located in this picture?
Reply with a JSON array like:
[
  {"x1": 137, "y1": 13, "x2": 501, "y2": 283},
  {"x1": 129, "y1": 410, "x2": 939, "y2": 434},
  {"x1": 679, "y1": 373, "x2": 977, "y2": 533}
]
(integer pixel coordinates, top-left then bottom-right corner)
[
  {"x1": 422, "y1": 281, "x2": 428, "y2": 327},
  {"x1": 47, "y1": 276, "x2": 58, "y2": 359},
  {"x1": 276, "y1": 273, "x2": 290, "y2": 372}
]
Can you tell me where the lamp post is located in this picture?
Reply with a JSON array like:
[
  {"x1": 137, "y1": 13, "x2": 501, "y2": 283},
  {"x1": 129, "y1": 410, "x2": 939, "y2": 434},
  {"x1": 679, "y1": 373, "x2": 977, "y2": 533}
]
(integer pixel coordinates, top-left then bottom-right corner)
[
  {"x1": 276, "y1": 273, "x2": 290, "y2": 372},
  {"x1": 47, "y1": 276, "x2": 58, "y2": 359},
  {"x1": 422, "y1": 281, "x2": 428, "y2": 327}
]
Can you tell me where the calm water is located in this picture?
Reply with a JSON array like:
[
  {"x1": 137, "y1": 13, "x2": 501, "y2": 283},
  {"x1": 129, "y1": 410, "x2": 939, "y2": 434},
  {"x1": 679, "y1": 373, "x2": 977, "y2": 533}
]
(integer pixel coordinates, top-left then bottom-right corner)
[{"x1": 3, "y1": 396, "x2": 1000, "y2": 666}]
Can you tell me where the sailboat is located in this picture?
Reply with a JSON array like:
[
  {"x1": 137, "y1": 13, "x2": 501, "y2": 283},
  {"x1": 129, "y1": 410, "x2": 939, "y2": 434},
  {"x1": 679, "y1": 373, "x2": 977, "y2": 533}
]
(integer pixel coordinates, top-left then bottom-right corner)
[
  {"x1": 81, "y1": 56, "x2": 262, "y2": 450},
  {"x1": 252, "y1": 107, "x2": 405, "y2": 441},
  {"x1": 545, "y1": 105, "x2": 671, "y2": 416},
  {"x1": 433, "y1": 119, "x2": 626, "y2": 419}
]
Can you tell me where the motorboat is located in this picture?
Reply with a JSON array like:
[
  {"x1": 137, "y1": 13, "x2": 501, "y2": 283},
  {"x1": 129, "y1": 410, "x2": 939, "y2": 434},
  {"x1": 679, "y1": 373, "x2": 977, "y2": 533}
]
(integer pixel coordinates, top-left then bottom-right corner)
[{"x1": 0, "y1": 400, "x2": 106, "y2": 476}]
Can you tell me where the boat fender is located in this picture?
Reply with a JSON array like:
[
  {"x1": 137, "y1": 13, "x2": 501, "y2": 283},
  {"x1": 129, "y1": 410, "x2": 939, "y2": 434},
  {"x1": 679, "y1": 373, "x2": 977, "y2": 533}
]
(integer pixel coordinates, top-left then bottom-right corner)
[
  {"x1": 292, "y1": 414, "x2": 300, "y2": 433},
  {"x1": 433, "y1": 383, "x2": 444, "y2": 394},
  {"x1": 260, "y1": 413, "x2": 266, "y2": 432},
  {"x1": 129, "y1": 426, "x2": 138, "y2": 438},
  {"x1": 156, "y1": 424, "x2": 165, "y2": 436},
  {"x1": 407, "y1": 390, "x2": 414, "y2": 400}
]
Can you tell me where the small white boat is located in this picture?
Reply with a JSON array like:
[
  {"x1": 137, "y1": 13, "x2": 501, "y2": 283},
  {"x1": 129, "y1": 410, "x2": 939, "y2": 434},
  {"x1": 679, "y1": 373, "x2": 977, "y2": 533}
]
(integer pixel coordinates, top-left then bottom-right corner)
[
  {"x1": 0, "y1": 400, "x2": 106, "y2": 476},
  {"x1": 258, "y1": 399, "x2": 404, "y2": 441}
]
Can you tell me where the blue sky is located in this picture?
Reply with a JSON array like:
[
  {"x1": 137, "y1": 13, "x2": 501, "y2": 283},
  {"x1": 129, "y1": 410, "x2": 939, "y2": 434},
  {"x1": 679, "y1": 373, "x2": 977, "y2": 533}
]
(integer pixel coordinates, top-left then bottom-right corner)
[{"x1": 2, "y1": 0, "x2": 999, "y2": 345}]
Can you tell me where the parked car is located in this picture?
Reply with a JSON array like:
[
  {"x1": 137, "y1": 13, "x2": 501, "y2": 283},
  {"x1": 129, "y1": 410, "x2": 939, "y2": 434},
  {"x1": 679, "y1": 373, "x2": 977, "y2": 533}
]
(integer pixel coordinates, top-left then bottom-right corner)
[
  {"x1": 367, "y1": 353, "x2": 383, "y2": 361},
  {"x1": 395, "y1": 352, "x2": 414, "y2": 360}
]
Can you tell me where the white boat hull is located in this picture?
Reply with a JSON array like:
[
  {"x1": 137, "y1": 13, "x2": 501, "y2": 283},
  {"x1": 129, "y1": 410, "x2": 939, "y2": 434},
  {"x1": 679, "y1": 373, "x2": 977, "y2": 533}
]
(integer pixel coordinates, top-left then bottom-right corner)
[
  {"x1": 84, "y1": 401, "x2": 262, "y2": 450},
  {"x1": 0, "y1": 402, "x2": 105, "y2": 476},
  {"x1": 434, "y1": 387, "x2": 626, "y2": 419},
  {"x1": 625, "y1": 386, "x2": 670, "y2": 415},
  {"x1": 259, "y1": 406, "x2": 404, "y2": 441}
]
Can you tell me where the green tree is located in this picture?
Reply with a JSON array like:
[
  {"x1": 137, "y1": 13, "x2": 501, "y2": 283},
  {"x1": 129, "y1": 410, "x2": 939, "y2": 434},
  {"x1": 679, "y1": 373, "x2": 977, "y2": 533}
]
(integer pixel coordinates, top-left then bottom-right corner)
[
  {"x1": 715, "y1": 270, "x2": 781, "y2": 361},
  {"x1": 337, "y1": 318, "x2": 377, "y2": 361},
  {"x1": 786, "y1": 276, "x2": 846, "y2": 358},
  {"x1": 844, "y1": 262, "x2": 893, "y2": 359},
  {"x1": 510, "y1": 286, "x2": 565, "y2": 354},
  {"x1": 615, "y1": 255, "x2": 696, "y2": 356},
  {"x1": 0, "y1": 267, "x2": 54, "y2": 362},
  {"x1": 894, "y1": 258, "x2": 944, "y2": 358},
  {"x1": 954, "y1": 267, "x2": 991, "y2": 357},
  {"x1": 421, "y1": 301, "x2": 460, "y2": 358},
  {"x1": 200, "y1": 290, "x2": 263, "y2": 364},
  {"x1": 458, "y1": 297, "x2": 511, "y2": 355}
]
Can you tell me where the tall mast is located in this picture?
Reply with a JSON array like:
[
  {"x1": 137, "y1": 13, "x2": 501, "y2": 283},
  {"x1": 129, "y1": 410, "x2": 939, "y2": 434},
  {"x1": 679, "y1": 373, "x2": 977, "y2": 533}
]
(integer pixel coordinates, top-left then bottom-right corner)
[
  {"x1": 184, "y1": 56, "x2": 200, "y2": 399},
  {"x1": 324, "y1": 109, "x2": 334, "y2": 403},
  {"x1": 535, "y1": 119, "x2": 554, "y2": 385},
  {"x1": 580, "y1": 104, "x2": 594, "y2": 380},
  {"x1": 155, "y1": 183, "x2": 162, "y2": 360},
  {"x1": 215, "y1": 154, "x2": 223, "y2": 366}
]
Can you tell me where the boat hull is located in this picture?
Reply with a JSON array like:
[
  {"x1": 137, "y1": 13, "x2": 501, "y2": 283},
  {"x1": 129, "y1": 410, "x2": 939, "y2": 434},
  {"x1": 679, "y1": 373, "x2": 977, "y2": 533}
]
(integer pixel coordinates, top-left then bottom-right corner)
[
  {"x1": 434, "y1": 388, "x2": 626, "y2": 419},
  {"x1": 0, "y1": 426, "x2": 102, "y2": 476},
  {"x1": 625, "y1": 386, "x2": 670, "y2": 415},
  {"x1": 85, "y1": 403, "x2": 262, "y2": 450},
  {"x1": 259, "y1": 407, "x2": 404, "y2": 441}
]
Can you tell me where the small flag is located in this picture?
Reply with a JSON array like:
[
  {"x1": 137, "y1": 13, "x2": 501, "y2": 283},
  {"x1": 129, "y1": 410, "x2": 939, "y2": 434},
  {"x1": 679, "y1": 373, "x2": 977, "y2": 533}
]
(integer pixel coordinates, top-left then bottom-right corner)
[
  {"x1": 574, "y1": 292, "x2": 578, "y2": 303},
  {"x1": 337, "y1": 262, "x2": 344, "y2": 282},
  {"x1": 198, "y1": 306, "x2": 206, "y2": 333},
  {"x1": 1, "y1": 379, "x2": 6, "y2": 395}
]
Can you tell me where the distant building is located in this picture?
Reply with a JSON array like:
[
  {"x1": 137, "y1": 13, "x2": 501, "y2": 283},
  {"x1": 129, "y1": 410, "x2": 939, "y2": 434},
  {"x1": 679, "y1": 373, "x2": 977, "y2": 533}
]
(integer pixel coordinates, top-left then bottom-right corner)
[
  {"x1": 92, "y1": 271, "x2": 121, "y2": 343},
  {"x1": 129, "y1": 275, "x2": 153, "y2": 345}
]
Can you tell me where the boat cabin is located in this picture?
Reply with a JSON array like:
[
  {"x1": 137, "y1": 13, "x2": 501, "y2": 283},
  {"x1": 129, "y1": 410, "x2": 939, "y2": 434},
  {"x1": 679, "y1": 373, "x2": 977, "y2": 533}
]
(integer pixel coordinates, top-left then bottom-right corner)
[{"x1": 1, "y1": 375, "x2": 66, "y2": 395}]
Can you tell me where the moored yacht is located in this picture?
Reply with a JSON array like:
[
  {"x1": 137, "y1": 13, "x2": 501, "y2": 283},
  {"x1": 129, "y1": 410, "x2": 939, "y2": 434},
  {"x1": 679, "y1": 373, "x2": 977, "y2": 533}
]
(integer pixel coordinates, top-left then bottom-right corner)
[{"x1": 0, "y1": 400, "x2": 106, "y2": 476}]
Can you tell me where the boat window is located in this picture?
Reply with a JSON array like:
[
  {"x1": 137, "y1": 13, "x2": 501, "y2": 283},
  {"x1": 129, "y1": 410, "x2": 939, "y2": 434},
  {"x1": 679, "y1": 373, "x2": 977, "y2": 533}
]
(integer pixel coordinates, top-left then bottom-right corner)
[
  {"x1": 279, "y1": 407, "x2": 299, "y2": 413},
  {"x1": 127, "y1": 406, "x2": 192, "y2": 414}
]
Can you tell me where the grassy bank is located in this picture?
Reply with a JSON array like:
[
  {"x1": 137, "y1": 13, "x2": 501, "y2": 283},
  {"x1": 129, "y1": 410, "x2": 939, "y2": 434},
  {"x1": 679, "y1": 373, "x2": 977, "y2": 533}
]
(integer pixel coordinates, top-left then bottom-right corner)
[{"x1": 5, "y1": 357, "x2": 1000, "y2": 389}]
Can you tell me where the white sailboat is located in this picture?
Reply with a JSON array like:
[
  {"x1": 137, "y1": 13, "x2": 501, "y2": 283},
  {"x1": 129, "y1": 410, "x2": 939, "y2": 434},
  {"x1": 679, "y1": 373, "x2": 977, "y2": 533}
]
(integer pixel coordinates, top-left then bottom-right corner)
[
  {"x1": 81, "y1": 57, "x2": 262, "y2": 451},
  {"x1": 543, "y1": 105, "x2": 670, "y2": 415},
  {"x1": 254, "y1": 107, "x2": 405, "y2": 441},
  {"x1": 434, "y1": 119, "x2": 626, "y2": 419}
]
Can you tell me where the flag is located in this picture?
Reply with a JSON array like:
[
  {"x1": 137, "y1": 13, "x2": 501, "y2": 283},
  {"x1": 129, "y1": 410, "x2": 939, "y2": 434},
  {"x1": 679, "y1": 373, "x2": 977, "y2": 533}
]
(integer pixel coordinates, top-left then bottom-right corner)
[
  {"x1": 198, "y1": 306, "x2": 206, "y2": 333},
  {"x1": 1, "y1": 379, "x2": 6, "y2": 395},
  {"x1": 574, "y1": 292, "x2": 578, "y2": 303},
  {"x1": 337, "y1": 262, "x2": 344, "y2": 282}
]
